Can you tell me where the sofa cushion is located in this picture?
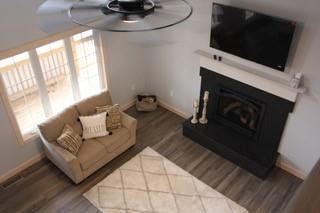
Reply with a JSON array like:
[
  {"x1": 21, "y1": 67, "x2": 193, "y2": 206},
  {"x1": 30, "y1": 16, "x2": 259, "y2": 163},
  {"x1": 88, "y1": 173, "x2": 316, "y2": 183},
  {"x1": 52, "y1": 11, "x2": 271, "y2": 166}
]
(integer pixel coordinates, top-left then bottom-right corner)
[
  {"x1": 96, "y1": 104, "x2": 122, "y2": 131},
  {"x1": 60, "y1": 106, "x2": 82, "y2": 136},
  {"x1": 96, "y1": 128, "x2": 130, "y2": 153},
  {"x1": 38, "y1": 116, "x2": 64, "y2": 143},
  {"x1": 38, "y1": 106, "x2": 80, "y2": 142},
  {"x1": 60, "y1": 106, "x2": 79, "y2": 124},
  {"x1": 69, "y1": 121, "x2": 83, "y2": 137},
  {"x1": 79, "y1": 112, "x2": 109, "y2": 139},
  {"x1": 76, "y1": 90, "x2": 112, "y2": 116},
  {"x1": 77, "y1": 139, "x2": 107, "y2": 170},
  {"x1": 56, "y1": 124, "x2": 82, "y2": 155}
]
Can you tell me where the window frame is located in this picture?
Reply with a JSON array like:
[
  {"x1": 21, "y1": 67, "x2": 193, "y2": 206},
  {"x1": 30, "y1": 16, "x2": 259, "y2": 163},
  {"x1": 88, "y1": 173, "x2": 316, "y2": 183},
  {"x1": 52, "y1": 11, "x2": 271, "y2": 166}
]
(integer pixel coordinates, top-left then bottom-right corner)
[{"x1": 0, "y1": 29, "x2": 109, "y2": 145}]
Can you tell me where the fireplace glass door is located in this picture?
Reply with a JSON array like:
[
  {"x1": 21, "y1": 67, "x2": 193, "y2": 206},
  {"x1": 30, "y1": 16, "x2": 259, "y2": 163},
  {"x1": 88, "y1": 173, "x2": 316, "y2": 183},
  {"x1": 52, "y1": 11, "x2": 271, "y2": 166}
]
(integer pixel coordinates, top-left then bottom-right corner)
[{"x1": 215, "y1": 88, "x2": 265, "y2": 137}]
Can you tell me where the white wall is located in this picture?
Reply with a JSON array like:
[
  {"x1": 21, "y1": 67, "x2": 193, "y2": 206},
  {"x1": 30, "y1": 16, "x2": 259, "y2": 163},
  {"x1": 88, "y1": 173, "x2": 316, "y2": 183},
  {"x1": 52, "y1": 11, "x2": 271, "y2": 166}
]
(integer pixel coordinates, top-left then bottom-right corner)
[
  {"x1": 0, "y1": 1, "x2": 147, "y2": 176},
  {"x1": 0, "y1": 0, "x2": 47, "y2": 52},
  {"x1": 101, "y1": 32, "x2": 147, "y2": 105},
  {"x1": 143, "y1": 0, "x2": 320, "y2": 175},
  {"x1": 0, "y1": 98, "x2": 43, "y2": 175},
  {"x1": 1, "y1": 0, "x2": 320, "y2": 177}
]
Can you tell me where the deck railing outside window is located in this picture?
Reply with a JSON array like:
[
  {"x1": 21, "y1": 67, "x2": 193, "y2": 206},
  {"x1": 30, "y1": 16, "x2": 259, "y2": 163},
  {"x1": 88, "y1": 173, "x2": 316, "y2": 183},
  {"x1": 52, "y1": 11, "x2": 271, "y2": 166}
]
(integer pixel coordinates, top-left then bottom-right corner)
[{"x1": 0, "y1": 30, "x2": 106, "y2": 142}]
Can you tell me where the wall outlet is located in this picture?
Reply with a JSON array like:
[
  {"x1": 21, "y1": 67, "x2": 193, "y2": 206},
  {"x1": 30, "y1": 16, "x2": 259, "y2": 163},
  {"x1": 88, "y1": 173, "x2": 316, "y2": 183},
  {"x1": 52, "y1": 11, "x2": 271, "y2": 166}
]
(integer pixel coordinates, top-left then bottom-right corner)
[
  {"x1": 170, "y1": 90, "x2": 174, "y2": 97},
  {"x1": 131, "y1": 84, "x2": 136, "y2": 91}
]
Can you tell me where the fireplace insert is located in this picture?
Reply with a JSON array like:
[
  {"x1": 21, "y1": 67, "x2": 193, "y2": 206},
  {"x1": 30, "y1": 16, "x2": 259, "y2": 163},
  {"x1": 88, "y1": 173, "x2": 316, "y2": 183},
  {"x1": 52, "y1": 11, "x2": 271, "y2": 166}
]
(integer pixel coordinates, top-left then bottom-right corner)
[{"x1": 214, "y1": 88, "x2": 265, "y2": 138}]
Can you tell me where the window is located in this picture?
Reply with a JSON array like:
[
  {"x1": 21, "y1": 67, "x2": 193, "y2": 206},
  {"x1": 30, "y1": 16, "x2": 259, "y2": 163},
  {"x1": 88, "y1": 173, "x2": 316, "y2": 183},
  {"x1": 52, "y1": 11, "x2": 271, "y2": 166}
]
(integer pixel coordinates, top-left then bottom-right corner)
[
  {"x1": 71, "y1": 30, "x2": 103, "y2": 98},
  {"x1": 0, "y1": 30, "x2": 106, "y2": 142},
  {"x1": 0, "y1": 52, "x2": 45, "y2": 136},
  {"x1": 37, "y1": 40, "x2": 74, "y2": 114}
]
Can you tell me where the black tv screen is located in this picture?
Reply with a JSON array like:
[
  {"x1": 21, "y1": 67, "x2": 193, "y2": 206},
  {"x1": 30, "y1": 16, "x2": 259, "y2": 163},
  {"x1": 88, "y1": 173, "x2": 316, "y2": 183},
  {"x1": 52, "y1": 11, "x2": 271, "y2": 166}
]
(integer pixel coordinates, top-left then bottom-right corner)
[{"x1": 210, "y1": 3, "x2": 296, "y2": 71}]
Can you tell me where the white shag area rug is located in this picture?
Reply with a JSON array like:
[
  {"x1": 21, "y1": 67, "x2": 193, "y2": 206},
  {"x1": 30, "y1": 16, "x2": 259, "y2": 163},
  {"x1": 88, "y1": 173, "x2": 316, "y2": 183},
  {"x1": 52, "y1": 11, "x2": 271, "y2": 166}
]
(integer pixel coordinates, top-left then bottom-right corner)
[{"x1": 84, "y1": 147, "x2": 248, "y2": 213}]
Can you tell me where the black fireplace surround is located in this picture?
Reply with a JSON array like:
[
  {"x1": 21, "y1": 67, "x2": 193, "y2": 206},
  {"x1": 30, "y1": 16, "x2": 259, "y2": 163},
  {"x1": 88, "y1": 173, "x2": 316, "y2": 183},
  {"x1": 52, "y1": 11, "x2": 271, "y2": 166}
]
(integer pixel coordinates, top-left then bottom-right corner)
[{"x1": 183, "y1": 67, "x2": 295, "y2": 178}]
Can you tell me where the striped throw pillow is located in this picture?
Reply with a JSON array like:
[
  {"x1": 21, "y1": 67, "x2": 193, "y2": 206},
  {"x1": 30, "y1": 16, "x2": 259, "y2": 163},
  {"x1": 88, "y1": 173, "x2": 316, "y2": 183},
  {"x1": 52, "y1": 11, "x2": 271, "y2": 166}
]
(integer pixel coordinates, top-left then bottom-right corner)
[
  {"x1": 57, "y1": 124, "x2": 82, "y2": 155},
  {"x1": 79, "y1": 112, "x2": 109, "y2": 139},
  {"x1": 96, "y1": 104, "x2": 122, "y2": 130}
]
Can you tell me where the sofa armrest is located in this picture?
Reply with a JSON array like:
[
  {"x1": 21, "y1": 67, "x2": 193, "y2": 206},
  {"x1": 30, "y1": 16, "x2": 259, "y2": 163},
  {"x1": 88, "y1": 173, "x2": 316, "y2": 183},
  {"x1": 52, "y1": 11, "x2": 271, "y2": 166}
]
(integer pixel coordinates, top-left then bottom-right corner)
[
  {"x1": 40, "y1": 137, "x2": 83, "y2": 183},
  {"x1": 121, "y1": 112, "x2": 137, "y2": 138}
]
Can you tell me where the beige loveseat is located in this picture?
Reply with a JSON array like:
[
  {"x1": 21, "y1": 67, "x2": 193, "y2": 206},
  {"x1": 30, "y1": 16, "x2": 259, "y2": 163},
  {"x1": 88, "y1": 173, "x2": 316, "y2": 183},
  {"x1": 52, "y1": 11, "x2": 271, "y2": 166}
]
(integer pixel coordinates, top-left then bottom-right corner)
[{"x1": 37, "y1": 90, "x2": 137, "y2": 184}]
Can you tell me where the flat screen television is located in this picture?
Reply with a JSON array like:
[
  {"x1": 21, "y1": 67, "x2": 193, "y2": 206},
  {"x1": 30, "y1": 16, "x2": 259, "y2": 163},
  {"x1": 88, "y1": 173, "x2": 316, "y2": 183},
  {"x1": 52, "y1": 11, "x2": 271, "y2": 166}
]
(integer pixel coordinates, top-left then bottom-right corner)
[{"x1": 210, "y1": 3, "x2": 296, "y2": 71}]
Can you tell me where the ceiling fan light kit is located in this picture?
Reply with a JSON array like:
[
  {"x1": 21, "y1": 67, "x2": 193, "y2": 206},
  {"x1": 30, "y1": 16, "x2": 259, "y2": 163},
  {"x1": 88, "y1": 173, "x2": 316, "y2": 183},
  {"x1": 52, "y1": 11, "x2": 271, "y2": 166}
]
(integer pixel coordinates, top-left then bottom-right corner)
[{"x1": 38, "y1": 0, "x2": 193, "y2": 32}]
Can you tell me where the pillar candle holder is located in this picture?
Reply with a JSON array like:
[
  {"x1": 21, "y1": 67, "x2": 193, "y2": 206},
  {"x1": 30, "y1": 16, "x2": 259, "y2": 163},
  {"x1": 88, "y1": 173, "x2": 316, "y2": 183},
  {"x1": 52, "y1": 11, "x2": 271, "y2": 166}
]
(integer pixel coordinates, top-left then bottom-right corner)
[
  {"x1": 191, "y1": 99, "x2": 199, "y2": 124},
  {"x1": 199, "y1": 91, "x2": 209, "y2": 124}
]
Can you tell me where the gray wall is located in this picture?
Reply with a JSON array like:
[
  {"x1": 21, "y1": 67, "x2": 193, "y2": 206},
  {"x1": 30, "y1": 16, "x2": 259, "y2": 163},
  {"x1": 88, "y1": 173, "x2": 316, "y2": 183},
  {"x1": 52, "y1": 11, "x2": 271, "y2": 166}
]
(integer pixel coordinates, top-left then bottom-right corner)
[
  {"x1": 101, "y1": 32, "x2": 147, "y2": 104},
  {"x1": 0, "y1": 98, "x2": 43, "y2": 176},
  {"x1": 0, "y1": 0, "x2": 47, "y2": 52},
  {"x1": 0, "y1": 1, "x2": 147, "y2": 175},
  {"x1": 1, "y1": 0, "x2": 320, "y2": 177},
  {"x1": 143, "y1": 0, "x2": 320, "y2": 175}
]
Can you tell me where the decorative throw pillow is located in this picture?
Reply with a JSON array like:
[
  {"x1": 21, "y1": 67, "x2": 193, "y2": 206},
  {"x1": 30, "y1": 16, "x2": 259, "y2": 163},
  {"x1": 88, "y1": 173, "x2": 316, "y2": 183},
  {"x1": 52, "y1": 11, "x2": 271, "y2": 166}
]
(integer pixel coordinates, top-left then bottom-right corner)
[
  {"x1": 79, "y1": 112, "x2": 110, "y2": 139},
  {"x1": 96, "y1": 104, "x2": 122, "y2": 130},
  {"x1": 56, "y1": 124, "x2": 82, "y2": 155}
]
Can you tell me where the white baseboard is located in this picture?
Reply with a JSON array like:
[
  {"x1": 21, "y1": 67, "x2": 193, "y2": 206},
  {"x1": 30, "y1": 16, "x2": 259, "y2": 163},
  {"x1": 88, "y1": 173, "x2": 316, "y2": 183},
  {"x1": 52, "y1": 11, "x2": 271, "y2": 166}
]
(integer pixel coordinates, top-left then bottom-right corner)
[
  {"x1": 157, "y1": 100, "x2": 307, "y2": 180},
  {"x1": 158, "y1": 100, "x2": 190, "y2": 119},
  {"x1": 0, "y1": 100, "x2": 306, "y2": 183},
  {"x1": 0, "y1": 152, "x2": 45, "y2": 184},
  {"x1": 120, "y1": 99, "x2": 136, "y2": 111},
  {"x1": 276, "y1": 159, "x2": 306, "y2": 180},
  {"x1": 0, "y1": 99, "x2": 136, "y2": 184}
]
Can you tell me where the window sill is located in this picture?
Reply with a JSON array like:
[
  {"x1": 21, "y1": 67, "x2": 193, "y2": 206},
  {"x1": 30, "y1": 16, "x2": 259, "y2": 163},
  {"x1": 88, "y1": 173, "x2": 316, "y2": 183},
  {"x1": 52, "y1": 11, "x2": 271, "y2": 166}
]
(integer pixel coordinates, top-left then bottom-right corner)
[{"x1": 20, "y1": 132, "x2": 40, "y2": 145}]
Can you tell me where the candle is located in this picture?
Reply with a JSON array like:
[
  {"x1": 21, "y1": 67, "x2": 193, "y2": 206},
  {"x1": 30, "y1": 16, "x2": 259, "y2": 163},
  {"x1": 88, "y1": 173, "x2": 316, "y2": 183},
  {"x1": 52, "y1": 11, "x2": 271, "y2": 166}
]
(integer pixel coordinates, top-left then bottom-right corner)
[
  {"x1": 204, "y1": 91, "x2": 209, "y2": 100},
  {"x1": 193, "y1": 99, "x2": 199, "y2": 107},
  {"x1": 200, "y1": 91, "x2": 209, "y2": 124}
]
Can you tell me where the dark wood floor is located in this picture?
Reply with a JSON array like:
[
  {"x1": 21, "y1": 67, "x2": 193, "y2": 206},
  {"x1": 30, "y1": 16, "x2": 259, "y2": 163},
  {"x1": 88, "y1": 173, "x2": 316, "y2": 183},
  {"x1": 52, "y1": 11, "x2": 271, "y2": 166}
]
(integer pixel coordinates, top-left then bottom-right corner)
[{"x1": 0, "y1": 107, "x2": 302, "y2": 213}]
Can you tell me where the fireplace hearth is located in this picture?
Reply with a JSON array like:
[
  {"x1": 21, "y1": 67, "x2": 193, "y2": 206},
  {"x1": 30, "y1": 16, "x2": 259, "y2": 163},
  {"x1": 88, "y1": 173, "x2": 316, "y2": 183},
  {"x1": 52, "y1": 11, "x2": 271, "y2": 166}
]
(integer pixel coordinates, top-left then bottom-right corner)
[{"x1": 183, "y1": 67, "x2": 295, "y2": 178}]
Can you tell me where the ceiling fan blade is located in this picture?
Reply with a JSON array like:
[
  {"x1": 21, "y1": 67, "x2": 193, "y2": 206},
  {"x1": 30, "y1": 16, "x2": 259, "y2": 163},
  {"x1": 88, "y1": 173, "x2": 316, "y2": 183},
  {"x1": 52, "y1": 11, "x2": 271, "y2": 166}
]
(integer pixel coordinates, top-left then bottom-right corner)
[
  {"x1": 37, "y1": 13, "x2": 78, "y2": 34},
  {"x1": 68, "y1": 5, "x2": 112, "y2": 26},
  {"x1": 154, "y1": 4, "x2": 163, "y2": 9},
  {"x1": 38, "y1": 0, "x2": 192, "y2": 32},
  {"x1": 75, "y1": 0, "x2": 191, "y2": 32},
  {"x1": 70, "y1": 0, "x2": 109, "y2": 9},
  {"x1": 89, "y1": 13, "x2": 125, "y2": 30},
  {"x1": 37, "y1": 0, "x2": 106, "y2": 34},
  {"x1": 38, "y1": 0, "x2": 105, "y2": 15},
  {"x1": 155, "y1": 0, "x2": 188, "y2": 7},
  {"x1": 37, "y1": 0, "x2": 73, "y2": 14},
  {"x1": 155, "y1": 9, "x2": 191, "y2": 24},
  {"x1": 85, "y1": 13, "x2": 154, "y2": 32},
  {"x1": 153, "y1": 0, "x2": 175, "y2": 4}
]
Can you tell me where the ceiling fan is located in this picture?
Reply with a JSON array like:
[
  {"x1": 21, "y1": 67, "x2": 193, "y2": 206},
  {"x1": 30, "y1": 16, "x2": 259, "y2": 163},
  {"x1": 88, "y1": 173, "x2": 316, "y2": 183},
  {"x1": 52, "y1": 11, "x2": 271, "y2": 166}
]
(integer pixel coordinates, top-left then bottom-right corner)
[{"x1": 37, "y1": 0, "x2": 193, "y2": 33}]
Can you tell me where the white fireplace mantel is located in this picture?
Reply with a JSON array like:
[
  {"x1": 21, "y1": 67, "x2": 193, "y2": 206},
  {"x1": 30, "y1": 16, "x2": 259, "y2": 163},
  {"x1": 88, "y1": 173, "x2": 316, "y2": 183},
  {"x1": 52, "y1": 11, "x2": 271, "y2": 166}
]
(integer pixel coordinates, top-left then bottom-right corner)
[{"x1": 195, "y1": 50, "x2": 305, "y2": 102}]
